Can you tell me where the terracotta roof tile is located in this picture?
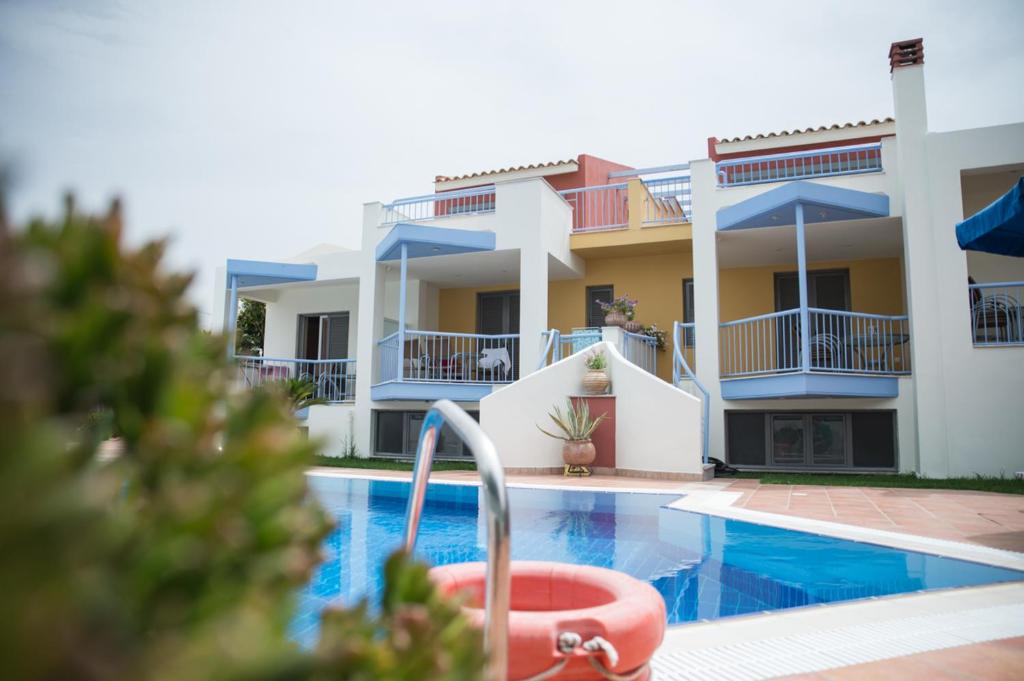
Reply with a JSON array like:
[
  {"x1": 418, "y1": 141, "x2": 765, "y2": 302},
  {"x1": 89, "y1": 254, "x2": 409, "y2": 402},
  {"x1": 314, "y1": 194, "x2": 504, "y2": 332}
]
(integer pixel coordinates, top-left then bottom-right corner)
[
  {"x1": 435, "y1": 158, "x2": 576, "y2": 183},
  {"x1": 718, "y1": 118, "x2": 894, "y2": 144}
]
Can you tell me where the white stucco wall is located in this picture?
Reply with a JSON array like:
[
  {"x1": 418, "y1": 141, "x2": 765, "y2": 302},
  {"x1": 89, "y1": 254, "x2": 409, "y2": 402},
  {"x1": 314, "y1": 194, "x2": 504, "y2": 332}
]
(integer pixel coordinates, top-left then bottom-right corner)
[
  {"x1": 304, "y1": 404, "x2": 358, "y2": 458},
  {"x1": 892, "y1": 60, "x2": 1024, "y2": 477},
  {"x1": 261, "y1": 282, "x2": 360, "y2": 359},
  {"x1": 480, "y1": 342, "x2": 703, "y2": 476}
]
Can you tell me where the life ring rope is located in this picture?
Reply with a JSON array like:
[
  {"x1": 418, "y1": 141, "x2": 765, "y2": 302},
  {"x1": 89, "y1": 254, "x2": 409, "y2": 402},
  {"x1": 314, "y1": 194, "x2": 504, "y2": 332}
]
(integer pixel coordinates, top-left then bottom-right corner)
[{"x1": 515, "y1": 632, "x2": 650, "y2": 681}]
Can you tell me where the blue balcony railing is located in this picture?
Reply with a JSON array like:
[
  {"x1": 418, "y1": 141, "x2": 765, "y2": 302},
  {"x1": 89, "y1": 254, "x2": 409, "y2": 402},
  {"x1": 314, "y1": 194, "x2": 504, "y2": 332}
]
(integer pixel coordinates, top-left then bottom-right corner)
[
  {"x1": 236, "y1": 355, "x2": 356, "y2": 402},
  {"x1": 537, "y1": 328, "x2": 602, "y2": 368},
  {"x1": 673, "y1": 321, "x2": 708, "y2": 464},
  {"x1": 622, "y1": 329, "x2": 657, "y2": 374},
  {"x1": 970, "y1": 281, "x2": 1024, "y2": 346},
  {"x1": 376, "y1": 330, "x2": 519, "y2": 384},
  {"x1": 719, "y1": 308, "x2": 910, "y2": 378},
  {"x1": 381, "y1": 185, "x2": 496, "y2": 224},
  {"x1": 716, "y1": 143, "x2": 883, "y2": 188}
]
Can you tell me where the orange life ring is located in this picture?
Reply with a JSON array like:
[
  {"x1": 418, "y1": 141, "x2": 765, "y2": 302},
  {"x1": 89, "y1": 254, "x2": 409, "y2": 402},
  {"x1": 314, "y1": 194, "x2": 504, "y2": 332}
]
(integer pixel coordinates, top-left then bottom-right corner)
[{"x1": 430, "y1": 561, "x2": 666, "y2": 681}]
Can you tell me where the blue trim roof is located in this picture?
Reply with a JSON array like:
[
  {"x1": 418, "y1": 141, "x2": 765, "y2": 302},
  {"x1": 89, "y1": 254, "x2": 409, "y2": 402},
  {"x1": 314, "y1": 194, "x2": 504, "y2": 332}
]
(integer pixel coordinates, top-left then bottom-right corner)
[
  {"x1": 226, "y1": 259, "x2": 317, "y2": 287},
  {"x1": 717, "y1": 181, "x2": 890, "y2": 231},
  {"x1": 956, "y1": 177, "x2": 1024, "y2": 257},
  {"x1": 375, "y1": 223, "x2": 496, "y2": 261}
]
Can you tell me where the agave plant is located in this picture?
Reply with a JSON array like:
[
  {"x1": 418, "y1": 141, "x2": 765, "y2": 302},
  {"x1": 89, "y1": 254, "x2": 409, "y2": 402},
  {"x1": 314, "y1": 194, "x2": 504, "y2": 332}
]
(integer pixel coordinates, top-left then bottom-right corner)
[{"x1": 537, "y1": 398, "x2": 607, "y2": 442}]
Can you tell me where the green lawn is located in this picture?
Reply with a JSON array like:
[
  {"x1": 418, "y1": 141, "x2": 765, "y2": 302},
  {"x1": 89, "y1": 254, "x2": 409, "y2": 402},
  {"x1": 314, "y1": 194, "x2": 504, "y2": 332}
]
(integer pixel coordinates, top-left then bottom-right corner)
[
  {"x1": 313, "y1": 455, "x2": 477, "y2": 472},
  {"x1": 734, "y1": 471, "x2": 1024, "y2": 495}
]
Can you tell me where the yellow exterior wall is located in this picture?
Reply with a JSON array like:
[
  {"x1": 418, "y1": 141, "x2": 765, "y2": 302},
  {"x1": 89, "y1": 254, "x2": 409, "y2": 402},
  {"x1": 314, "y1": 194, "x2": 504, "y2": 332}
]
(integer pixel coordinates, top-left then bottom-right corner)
[
  {"x1": 718, "y1": 257, "x2": 906, "y2": 322},
  {"x1": 437, "y1": 252, "x2": 694, "y2": 383},
  {"x1": 437, "y1": 283, "x2": 518, "y2": 334},
  {"x1": 568, "y1": 178, "x2": 691, "y2": 258}
]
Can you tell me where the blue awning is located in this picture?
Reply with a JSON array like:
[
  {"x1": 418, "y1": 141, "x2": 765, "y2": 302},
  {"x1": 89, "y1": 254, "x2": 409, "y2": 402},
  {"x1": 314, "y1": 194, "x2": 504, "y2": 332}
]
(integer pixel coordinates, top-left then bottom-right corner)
[
  {"x1": 226, "y1": 259, "x2": 317, "y2": 287},
  {"x1": 717, "y1": 181, "x2": 889, "y2": 231},
  {"x1": 375, "y1": 223, "x2": 496, "y2": 261},
  {"x1": 956, "y1": 178, "x2": 1024, "y2": 257}
]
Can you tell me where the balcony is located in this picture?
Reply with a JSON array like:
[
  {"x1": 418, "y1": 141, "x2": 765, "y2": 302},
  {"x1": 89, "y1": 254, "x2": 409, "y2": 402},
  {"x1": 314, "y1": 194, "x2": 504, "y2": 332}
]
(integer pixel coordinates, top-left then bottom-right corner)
[
  {"x1": 236, "y1": 356, "x2": 356, "y2": 403},
  {"x1": 717, "y1": 143, "x2": 883, "y2": 188},
  {"x1": 719, "y1": 308, "x2": 910, "y2": 399},
  {"x1": 970, "y1": 281, "x2": 1024, "y2": 346},
  {"x1": 373, "y1": 330, "x2": 520, "y2": 401},
  {"x1": 560, "y1": 175, "x2": 692, "y2": 234}
]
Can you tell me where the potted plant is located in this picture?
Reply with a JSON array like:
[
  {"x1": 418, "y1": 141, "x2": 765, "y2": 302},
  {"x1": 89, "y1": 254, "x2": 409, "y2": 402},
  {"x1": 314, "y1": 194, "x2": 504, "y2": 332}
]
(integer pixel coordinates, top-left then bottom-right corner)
[
  {"x1": 581, "y1": 350, "x2": 610, "y2": 394},
  {"x1": 538, "y1": 398, "x2": 607, "y2": 474},
  {"x1": 599, "y1": 294, "x2": 637, "y2": 327}
]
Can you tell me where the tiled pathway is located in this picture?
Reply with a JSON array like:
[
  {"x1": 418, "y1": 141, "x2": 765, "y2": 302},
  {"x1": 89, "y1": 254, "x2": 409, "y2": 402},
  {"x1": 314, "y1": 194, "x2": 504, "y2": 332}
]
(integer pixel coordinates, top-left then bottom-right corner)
[
  {"x1": 777, "y1": 636, "x2": 1024, "y2": 681},
  {"x1": 723, "y1": 479, "x2": 1024, "y2": 552}
]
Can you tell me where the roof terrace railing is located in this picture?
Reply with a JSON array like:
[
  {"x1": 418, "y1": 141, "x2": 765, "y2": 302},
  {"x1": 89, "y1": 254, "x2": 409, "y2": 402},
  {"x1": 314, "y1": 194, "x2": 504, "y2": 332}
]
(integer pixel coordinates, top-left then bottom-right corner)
[
  {"x1": 559, "y1": 183, "x2": 629, "y2": 233},
  {"x1": 716, "y1": 143, "x2": 883, "y2": 188},
  {"x1": 641, "y1": 175, "x2": 691, "y2": 224},
  {"x1": 381, "y1": 184, "x2": 496, "y2": 224}
]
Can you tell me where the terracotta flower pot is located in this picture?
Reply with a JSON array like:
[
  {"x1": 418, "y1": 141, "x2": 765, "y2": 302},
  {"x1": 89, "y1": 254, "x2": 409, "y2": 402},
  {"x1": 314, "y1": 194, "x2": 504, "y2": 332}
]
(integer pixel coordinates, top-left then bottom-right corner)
[
  {"x1": 604, "y1": 311, "x2": 627, "y2": 327},
  {"x1": 624, "y1": 320, "x2": 642, "y2": 333},
  {"x1": 582, "y1": 369, "x2": 609, "y2": 395},
  {"x1": 562, "y1": 440, "x2": 596, "y2": 466}
]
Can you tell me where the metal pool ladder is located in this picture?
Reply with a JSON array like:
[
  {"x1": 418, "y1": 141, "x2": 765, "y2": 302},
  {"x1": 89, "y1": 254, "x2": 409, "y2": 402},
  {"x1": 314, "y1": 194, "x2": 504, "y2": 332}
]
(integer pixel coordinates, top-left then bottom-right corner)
[{"x1": 402, "y1": 399, "x2": 511, "y2": 681}]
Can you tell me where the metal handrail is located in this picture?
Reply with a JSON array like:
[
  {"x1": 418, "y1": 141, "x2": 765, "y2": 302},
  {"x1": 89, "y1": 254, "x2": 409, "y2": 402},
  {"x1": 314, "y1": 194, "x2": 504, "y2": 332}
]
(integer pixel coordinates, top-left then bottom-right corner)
[
  {"x1": 673, "y1": 321, "x2": 709, "y2": 464},
  {"x1": 403, "y1": 400, "x2": 511, "y2": 681},
  {"x1": 537, "y1": 328, "x2": 560, "y2": 370}
]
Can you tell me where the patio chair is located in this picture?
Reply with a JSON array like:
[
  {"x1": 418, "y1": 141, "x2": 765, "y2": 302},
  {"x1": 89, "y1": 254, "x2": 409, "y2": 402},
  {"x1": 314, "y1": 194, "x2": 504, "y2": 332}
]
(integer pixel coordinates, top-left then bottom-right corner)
[
  {"x1": 401, "y1": 338, "x2": 429, "y2": 380},
  {"x1": 808, "y1": 333, "x2": 843, "y2": 370},
  {"x1": 972, "y1": 294, "x2": 1021, "y2": 343}
]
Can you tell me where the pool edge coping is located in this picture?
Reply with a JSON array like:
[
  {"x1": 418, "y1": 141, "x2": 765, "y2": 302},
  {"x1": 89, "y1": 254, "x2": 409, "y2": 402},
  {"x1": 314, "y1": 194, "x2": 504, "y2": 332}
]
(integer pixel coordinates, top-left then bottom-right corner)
[{"x1": 667, "y1": 491, "x2": 1024, "y2": 572}]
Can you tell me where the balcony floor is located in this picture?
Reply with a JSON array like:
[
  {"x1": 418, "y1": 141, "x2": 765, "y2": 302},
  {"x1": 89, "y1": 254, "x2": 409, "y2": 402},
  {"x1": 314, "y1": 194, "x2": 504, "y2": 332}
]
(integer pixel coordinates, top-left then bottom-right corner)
[
  {"x1": 720, "y1": 371, "x2": 899, "y2": 400},
  {"x1": 370, "y1": 380, "x2": 496, "y2": 402}
]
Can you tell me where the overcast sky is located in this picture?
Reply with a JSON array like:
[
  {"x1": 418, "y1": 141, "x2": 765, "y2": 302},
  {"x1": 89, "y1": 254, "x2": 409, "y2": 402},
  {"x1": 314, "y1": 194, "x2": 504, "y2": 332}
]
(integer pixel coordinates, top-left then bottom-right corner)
[{"x1": 2, "y1": 0, "x2": 1023, "y2": 325}]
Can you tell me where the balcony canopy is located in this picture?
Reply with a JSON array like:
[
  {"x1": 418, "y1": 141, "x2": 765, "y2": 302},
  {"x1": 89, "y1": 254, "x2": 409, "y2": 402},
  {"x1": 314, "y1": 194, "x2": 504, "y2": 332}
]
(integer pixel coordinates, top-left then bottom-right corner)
[
  {"x1": 717, "y1": 181, "x2": 890, "y2": 231},
  {"x1": 226, "y1": 259, "x2": 317, "y2": 287},
  {"x1": 956, "y1": 177, "x2": 1024, "y2": 257},
  {"x1": 375, "y1": 222, "x2": 496, "y2": 262}
]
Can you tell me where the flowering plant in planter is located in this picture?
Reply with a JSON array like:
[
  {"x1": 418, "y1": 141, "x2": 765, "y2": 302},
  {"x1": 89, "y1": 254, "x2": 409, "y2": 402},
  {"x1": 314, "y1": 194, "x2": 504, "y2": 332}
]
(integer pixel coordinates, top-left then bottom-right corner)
[
  {"x1": 598, "y1": 294, "x2": 637, "y2": 324},
  {"x1": 642, "y1": 323, "x2": 667, "y2": 351}
]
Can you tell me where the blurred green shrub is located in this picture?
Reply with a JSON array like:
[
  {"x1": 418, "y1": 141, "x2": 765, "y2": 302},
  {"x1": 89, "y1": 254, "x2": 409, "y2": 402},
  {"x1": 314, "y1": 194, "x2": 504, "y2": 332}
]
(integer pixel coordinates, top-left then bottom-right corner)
[{"x1": 0, "y1": 197, "x2": 484, "y2": 680}]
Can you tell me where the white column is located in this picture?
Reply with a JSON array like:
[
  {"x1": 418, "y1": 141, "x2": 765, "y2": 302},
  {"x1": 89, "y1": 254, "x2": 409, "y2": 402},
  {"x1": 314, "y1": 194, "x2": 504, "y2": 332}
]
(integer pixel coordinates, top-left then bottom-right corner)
[
  {"x1": 795, "y1": 202, "x2": 811, "y2": 372},
  {"x1": 892, "y1": 62, "x2": 950, "y2": 476},
  {"x1": 518, "y1": 247, "x2": 548, "y2": 374},
  {"x1": 226, "y1": 273, "x2": 238, "y2": 358},
  {"x1": 689, "y1": 159, "x2": 725, "y2": 460},
  {"x1": 354, "y1": 202, "x2": 386, "y2": 458},
  {"x1": 396, "y1": 243, "x2": 408, "y2": 382}
]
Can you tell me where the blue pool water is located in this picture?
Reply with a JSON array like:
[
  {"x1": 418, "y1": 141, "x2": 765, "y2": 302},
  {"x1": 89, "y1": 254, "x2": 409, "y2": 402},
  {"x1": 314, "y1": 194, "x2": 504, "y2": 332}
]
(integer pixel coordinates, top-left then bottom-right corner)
[{"x1": 292, "y1": 476, "x2": 1022, "y2": 646}]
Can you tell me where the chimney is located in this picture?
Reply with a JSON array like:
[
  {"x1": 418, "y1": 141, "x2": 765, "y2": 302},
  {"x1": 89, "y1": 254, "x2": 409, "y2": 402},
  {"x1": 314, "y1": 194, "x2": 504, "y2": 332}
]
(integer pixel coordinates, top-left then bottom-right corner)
[{"x1": 889, "y1": 38, "x2": 924, "y2": 73}]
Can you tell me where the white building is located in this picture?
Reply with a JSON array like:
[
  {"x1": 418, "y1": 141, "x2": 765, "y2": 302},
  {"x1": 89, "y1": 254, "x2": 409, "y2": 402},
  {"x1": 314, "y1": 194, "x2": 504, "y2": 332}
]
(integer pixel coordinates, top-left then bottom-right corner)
[{"x1": 214, "y1": 39, "x2": 1024, "y2": 479}]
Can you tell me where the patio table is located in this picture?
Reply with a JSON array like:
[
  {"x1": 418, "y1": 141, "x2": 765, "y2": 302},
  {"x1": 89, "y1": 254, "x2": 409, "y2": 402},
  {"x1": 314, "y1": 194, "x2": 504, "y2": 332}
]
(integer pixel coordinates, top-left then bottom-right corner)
[{"x1": 844, "y1": 333, "x2": 909, "y2": 372}]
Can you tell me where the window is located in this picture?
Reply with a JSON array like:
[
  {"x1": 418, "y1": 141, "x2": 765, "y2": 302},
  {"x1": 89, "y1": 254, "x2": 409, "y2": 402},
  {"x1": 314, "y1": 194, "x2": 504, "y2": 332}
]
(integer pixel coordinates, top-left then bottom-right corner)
[
  {"x1": 373, "y1": 410, "x2": 480, "y2": 458},
  {"x1": 726, "y1": 410, "x2": 896, "y2": 470},
  {"x1": 682, "y1": 279, "x2": 695, "y2": 345},
  {"x1": 586, "y1": 285, "x2": 614, "y2": 328}
]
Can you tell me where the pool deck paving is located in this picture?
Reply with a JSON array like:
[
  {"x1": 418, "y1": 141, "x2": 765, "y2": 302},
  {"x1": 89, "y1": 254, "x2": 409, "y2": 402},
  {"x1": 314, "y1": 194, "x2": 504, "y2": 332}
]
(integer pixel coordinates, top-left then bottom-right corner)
[
  {"x1": 308, "y1": 467, "x2": 1024, "y2": 679},
  {"x1": 776, "y1": 635, "x2": 1024, "y2": 681}
]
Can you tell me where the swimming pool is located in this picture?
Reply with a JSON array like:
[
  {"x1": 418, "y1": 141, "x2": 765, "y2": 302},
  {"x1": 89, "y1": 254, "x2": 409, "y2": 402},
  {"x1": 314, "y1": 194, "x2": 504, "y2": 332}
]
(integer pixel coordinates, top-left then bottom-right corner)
[{"x1": 292, "y1": 475, "x2": 1022, "y2": 647}]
